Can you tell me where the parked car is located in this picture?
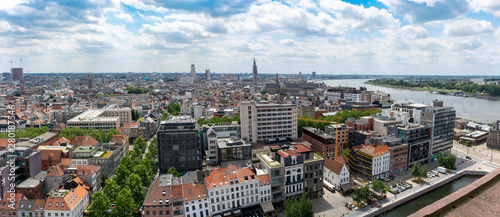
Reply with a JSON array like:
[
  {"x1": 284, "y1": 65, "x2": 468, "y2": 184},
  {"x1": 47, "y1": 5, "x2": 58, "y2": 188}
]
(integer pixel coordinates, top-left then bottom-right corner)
[{"x1": 466, "y1": 156, "x2": 472, "y2": 160}]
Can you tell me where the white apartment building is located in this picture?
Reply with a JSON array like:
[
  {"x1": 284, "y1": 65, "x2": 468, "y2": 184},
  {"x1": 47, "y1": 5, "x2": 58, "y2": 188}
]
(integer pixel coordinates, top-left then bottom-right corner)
[
  {"x1": 257, "y1": 174, "x2": 271, "y2": 203},
  {"x1": 343, "y1": 92, "x2": 362, "y2": 102},
  {"x1": 183, "y1": 183, "x2": 210, "y2": 217},
  {"x1": 323, "y1": 156, "x2": 349, "y2": 190},
  {"x1": 284, "y1": 162, "x2": 303, "y2": 198},
  {"x1": 205, "y1": 165, "x2": 261, "y2": 216},
  {"x1": 240, "y1": 102, "x2": 297, "y2": 143},
  {"x1": 206, "y1": 128, "x2": 218, "y2": 164},
  {"x1": 66, "y1": 108, "x2": 132, "y2": 131},
  {"x1": 370, "y1": 146, "x2": 391, "y2": 180}
]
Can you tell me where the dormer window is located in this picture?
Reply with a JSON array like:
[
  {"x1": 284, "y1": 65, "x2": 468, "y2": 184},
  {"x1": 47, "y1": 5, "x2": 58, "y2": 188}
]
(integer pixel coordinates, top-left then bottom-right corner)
[
  {"x1": 159, "y1": 199, "x2": 162, "y2": 204},
  {"x1": 153, "y1": 199, "x2": 156, "y2": 204},
  {"x1": 48, "y1": 202, "x2": 52, "y2": 207}
]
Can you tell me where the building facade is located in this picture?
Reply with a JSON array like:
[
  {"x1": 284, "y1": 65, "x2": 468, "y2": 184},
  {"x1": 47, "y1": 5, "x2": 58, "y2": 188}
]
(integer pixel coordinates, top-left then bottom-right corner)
[
  {"x1": 240, "y1": 102, "x2": 297, "y2": 143},
  {"x1": 157, "y1": 116, "x2": 201, "y2": 173},
  {"x1": 487, "y1": 120, "x2": 500, "y2": 150},
  {"x1": 422, "y1": 103, "x2": 456, "y2": 160}
]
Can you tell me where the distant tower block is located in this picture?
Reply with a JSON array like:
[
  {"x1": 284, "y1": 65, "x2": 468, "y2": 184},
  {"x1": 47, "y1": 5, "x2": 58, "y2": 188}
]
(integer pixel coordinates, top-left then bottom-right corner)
[
  {"x1": 252, "y1": 58, "x2": 258, "y2": 85},
  {"x1": 299, "y1": 71, "x2": 302, "y2": 77},
  {"x1": 206, "y1": 69, "x2": 211, "y2": 80},
  {"x1": 11, "y1": 68, "x2": 23, "y2": 81},
  {"x1": 312, "y1": 71, "x2": 316, "y2": 78},
  {"x1": 276, "y1": 73, "x2": 279, "y2": 84},
  {"x1": 87, "y1": 73, "x2": 96, "y2": 89},
  {"x1": 190, "y1": 64, "x2": 196, "y2": 78}
]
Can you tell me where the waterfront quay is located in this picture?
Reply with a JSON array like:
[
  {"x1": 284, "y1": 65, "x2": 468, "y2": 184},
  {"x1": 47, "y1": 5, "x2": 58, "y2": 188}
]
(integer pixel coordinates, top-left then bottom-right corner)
[{"x1": 307, "y1": 150, "x2": 499, "y2": 217}]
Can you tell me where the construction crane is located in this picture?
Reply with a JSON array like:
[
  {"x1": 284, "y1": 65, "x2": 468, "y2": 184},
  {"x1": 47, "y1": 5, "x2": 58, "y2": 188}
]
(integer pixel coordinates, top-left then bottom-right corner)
[{"x1": 297, "y1": 116, "x2": 343, "y2": 157}]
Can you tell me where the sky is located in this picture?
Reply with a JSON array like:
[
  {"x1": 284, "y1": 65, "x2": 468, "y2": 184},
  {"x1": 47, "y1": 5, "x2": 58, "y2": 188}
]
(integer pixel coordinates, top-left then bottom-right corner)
[{"x1": 1, "y1": 0, "x2": 500, "y2": 75}]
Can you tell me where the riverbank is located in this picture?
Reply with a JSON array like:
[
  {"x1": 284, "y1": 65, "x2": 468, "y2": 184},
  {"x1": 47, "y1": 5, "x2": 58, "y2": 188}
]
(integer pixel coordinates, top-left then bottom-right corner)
[{"x1": 364, "y1": 81, "x2": 500, "y2": 101}]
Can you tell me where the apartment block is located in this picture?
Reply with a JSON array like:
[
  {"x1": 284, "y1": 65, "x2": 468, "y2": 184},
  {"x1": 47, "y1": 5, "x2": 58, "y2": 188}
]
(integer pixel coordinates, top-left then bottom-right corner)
[
  {"x1": 67, "y1": 108, "x2": 132, "y2": 131},
  {"x1": 422, "y1": 102, "x2": 456, "y2": 159},
  {"x1": 302, "y1": 127, "x2": 335, "y2": 158},
  {"x1": 348, "y1": 144, "x2": 391, "y2": 180},
  {"x1": 325, "y1": 124, "x2": 349, "y2": 156},
  {"x1": 240, "y1": 102, "x2": 297, "y2": 143}
]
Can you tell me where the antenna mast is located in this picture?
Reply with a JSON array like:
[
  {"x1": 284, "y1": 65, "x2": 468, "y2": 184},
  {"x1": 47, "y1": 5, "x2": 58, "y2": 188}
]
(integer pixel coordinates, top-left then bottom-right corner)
[
  {"x1": 8, "y1": 61, "x2": 13, "y2": 68},
  {"x1": 20, "y1": 59, "x2": 22, "y2": 68}
]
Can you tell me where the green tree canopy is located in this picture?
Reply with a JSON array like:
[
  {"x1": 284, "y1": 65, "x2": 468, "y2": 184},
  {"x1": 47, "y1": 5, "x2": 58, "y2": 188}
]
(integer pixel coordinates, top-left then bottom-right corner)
[
  {"x1": 0, "y1": 127, "x2": 49, "y2": 139},
  {"x1": 438, "y1": 154, "x2": 456, "y2": 170},
  {"x1": 120, "y1": 156, "x2": 134, "y2": 172},
  {"x1": 167, "y1": 167, "x2": 180, "y2": 177},
  {"x1": 372, "y1": 179, "x2": 387, "y2": 194},
  {"x1": 353, "y1": 185, "x2": 371, "y2": 202},
  {"x1": 58, "y1": 127, "x2": 119, "y2": 143},
  {"x1": 285, "y1": 194, "x2": 313, "y2": 217},
  {"x1": 134, "y1": 164, "x2": 152, "y2": 187},
  {"x1": 161, "y1": 113, "x2": 169, "y2": 121},
  {"x1": 86, "y1": 191, "x2": 111, "y2": 217},
  {"x1": 167, "y1": 103, "x2": 181, "y2": 113},
  {"x1": 126, "y1": 173, "x2": 146, "y2": 204},
  {"x1": 412, "y1": 163, "x2": 422, "y2": 178},
  {"x1": 134, "y1": 137, "x2": 147, "y2": 153},
  {"x1": 114, "y1": 164, "x2": 131, "y2": 188},
  {"x1": 112, "y1": 188, "x2": 136, "y2": 217},
  {"x1": 341, "y1": 149, "x2": 350, "y2": 157},
  {"x1": 103, "y1": 179, "x2": 121, "y2": 202}
]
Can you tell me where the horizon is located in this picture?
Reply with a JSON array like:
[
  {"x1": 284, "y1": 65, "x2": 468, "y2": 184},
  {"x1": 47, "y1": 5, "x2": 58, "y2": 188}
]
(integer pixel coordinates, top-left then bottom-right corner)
[{"x1": 2, "y1": 0, "x2": 500, "y2": 75}]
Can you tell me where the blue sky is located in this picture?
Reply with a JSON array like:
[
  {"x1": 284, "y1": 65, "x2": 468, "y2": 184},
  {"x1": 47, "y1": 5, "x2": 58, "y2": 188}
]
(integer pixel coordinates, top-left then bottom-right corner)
[{"x1": 1, "y1": 0, "x2": 500, "y2": 75}]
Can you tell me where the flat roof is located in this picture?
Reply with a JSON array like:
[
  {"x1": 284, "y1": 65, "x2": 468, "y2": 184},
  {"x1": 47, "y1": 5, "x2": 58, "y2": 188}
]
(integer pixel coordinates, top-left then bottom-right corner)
[{"x1": 17, "y1": 179, "x2": 42, "y2": 188}]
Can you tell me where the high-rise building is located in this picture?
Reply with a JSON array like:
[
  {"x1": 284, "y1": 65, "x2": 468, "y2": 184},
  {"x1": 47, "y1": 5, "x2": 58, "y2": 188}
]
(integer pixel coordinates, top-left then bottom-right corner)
[
  {"x1": 487, "y1": 120, "x2": 500, "y2": 150},
  {"x1": 240, "y1": 101, "x2": 297, "y2": 143},
  {"x1": 312, "y1": 71, "x2": 316, "y2": 78},
  {"x1": 87, "y1": 73, "x2": 96, "y2": 89},
  {"x1": 252, "y1": 58, "x2": 258, "y2": 85},
  {"x1": 409, "y1": 76, "x2": 417, "y2": 85},
  {"x1": 205, "y1": 69, "x2": 211, "y2": 80},
  {"x1": 422, "y1": 100, "x2": 456, "y2": 159},
  {"x1": 157, "y1": 116, "x2": 201, "y2": 173},
  {"x1": 275, "y1": 73, "x2": 279, "y2": 84},
  {"x1": 11, "y1": 68, "x2": 23, "y2": 81},
  {"x1": 190, "y1": 64, "x2": 196, "y2": 78}
]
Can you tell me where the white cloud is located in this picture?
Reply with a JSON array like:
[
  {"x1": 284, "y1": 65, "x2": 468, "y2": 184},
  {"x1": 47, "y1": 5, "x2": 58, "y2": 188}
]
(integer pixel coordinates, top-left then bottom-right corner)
[
  {"x1": 280, "y1": 39, "x2": 296, "y2": 46},
  {"x1": 442, "y1": 18, "x2": 494, "y2": 37},
  {"x1": 401, "y1": 25, "x2": 427, "y2": 39},
  {"x1": 408, "y1": 0, "x2": 445, "y2": 7},
  {"x1": 319, "y1": 0, "x2": 400, "y2": 30},
  {"x1": 115, "y1": 12, "x2": 135, "y2": 22},
  {"x1": 495, "y1": 28, "x2": 500, "y2": 39},
  {"x1": 379, "y1": 0, "x2": 470, "y2": 24},
  {"x1": 469, "y1": 0, "x2": 500, "y2": 17}
]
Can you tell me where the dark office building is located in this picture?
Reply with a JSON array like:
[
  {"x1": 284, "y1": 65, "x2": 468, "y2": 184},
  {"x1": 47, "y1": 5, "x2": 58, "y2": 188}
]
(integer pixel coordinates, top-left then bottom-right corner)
[
  {"x1": 388, "y1": 124, "x2": 431, "y2": 167},
  {"x1": 157, "y1": 116, "x2": 201, "y2": 173}
]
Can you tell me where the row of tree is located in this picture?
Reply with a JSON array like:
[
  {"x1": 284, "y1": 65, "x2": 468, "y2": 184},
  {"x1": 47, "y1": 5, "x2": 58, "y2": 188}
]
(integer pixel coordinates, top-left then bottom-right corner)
[
  {"x1": 86, "y1": 136, "x2": 158, "y2": 217},
  {"x1": 197, "y1": 115, "x2": 241, "y2": 126},
  {"x1": 125, "y1": 87, "x2": 149, "y2": 94},
  {"x1": 369, "y1": 79, "x2": 500, "y2": 96},
  {"x1": 0, "y1": 126, "x2": 49, "y2": 139},
  {"x1": 411, "y1": 163, "x2": 428, "y2": 184},
  {"x1": 59, "y1": 127, "x2": 120, "y2": 143},
  {"x1": 297, "y1": 109, "x2": 382, "y2": 135}
]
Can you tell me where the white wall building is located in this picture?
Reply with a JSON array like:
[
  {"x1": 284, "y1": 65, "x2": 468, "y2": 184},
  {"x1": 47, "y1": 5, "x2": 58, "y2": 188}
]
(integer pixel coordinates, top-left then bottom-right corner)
[
  {"x1": 183, "y1": 183, "x2": 210, "y2": 217},
  {"x1": 323, "y1": 156, "x2": 349, "y2": 190},
  {"x1": 205, "y1": 165, "x2": 261, "y2": 216},
  {"x1": 240, "y1": 102, "x2": 297, "y2": 143}
]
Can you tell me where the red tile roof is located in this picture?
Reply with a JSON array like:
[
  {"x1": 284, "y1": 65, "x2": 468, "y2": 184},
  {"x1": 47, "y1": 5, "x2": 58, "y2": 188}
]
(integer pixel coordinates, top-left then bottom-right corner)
[{"x1": 71, "y1": 136, "x2": 98, "y2": 147}]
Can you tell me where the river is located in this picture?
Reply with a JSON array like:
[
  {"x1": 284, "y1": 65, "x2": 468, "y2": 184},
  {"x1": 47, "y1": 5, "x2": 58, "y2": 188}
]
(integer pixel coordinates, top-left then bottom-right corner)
[
  {"x1": 321, "y1": 79, "x2": 500, "y2": 124},
  {"x1": 380, "y1": 175, "x2": 481, "y2": 217}
]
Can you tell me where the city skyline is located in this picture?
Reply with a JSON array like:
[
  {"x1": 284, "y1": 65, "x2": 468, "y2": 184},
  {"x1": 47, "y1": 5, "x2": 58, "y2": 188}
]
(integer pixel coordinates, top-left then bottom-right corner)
[{"x1": 1, "y1": 0, "x2": 500, "y2": 75}]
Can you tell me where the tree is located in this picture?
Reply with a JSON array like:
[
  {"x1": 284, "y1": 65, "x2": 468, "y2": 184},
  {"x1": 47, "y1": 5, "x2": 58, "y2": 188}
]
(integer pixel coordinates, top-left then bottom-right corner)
[
  {"x1": 285, "y1": 198, "x2": 300, "y2": 217},
  {"x1": 167, "y1": 167, "x2": 180, "y2": 177},
  {"x1": 112, "y1": 188, "x2": 136, "y2": 217},
  {"x1": 260, "y1": 90, "x2": 267, "y2": 94},
  {"x1": 114, "y1": 164, "x2": 131, "y2": 188},
  {"x1": 298, "y1": 193, "x2": 313, "y2": 217},
  {"x1": 411, "y1": 163, "x2": 422, "y2": 178},
  {"x1": 86, "y1": 191, "x2": 111, "y2": 217},
  {"x1": 126, "y1": 174, "x2": 146, "y2": 204},
  {"x1": 353, "y1": 185, "x2": 371, "y2": 202},
  {"x1": 439, "y1": 154, "x2": 456, "y2": 170},
  {"x1": 148, "y1": 142, "x2": 157, "y2": 158},
  {"x1": 372, "y1": 179, "x2": 387, "y2": 194},
  {"x1": 0, "y1": 127, "x2": 49, "y2": 139},
  {"x1": 103, "y1": 179, "x2": 121, "y2": 202},
  {"x1": 167, "y1": 103, "x2": 180, "y2": 113},
  {"x1": 120, "y1": 156, "x2": 134, "y2": 171},
  {"x1": 341, "y1": 149, "x2": 350, "y2": 157},
  {"x1": 421, "y1": 165, "x2": 428, "y2": 179},
  {"x1": 161, "y1": 113, "x2": 169, "y2": 121},
  {"x1": 134, "y1": 164, "x2": 152, "y2": 187},
  {"x1": 134, "y1": 137, "x2": 147, "y2": 153},
  {"x1": 15, "y1": 91, "x2": 21, "y2": 96}
]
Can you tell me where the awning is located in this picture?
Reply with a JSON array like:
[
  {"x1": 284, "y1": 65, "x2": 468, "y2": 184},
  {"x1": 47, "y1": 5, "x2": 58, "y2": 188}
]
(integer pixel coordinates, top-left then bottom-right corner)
[
  {"x1": 323, "y1": 180, "x2": 335, "y2": 189},
  {"x1": 261, "y1": 202, "x2": 275, "y2": 214},
  {"x1": 341, "y1": 183, "x2": 353, "y2": 191}
]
